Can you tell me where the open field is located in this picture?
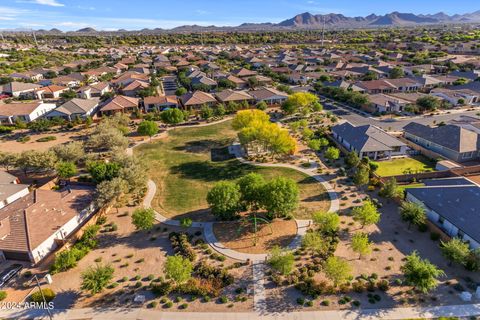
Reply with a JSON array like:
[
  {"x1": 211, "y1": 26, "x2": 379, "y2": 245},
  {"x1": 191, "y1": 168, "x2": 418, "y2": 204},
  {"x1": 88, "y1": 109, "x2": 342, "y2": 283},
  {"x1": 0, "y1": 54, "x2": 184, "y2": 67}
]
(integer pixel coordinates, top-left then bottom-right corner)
[
  {"x1": 374, "y1": 156, "x2": 436, "y2": 177},
  {"x1": 135, "y1": 120, "x2": 330, "y2": 221}
]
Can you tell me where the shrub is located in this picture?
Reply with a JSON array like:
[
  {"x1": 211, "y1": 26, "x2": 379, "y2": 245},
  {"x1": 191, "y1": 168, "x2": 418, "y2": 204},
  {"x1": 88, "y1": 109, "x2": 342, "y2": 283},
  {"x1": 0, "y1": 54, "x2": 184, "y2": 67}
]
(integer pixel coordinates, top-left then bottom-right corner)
[
  {"x1": 151, "y1": 281, "x2": 173, "y2": 296},
  {"x1": 219, "y1": 296, "x2": 229, "y2": 304},
  {"x1": 377, "y1": 280, "x2": 389, "y2": 291},
  {"x1": 30, "y1": 288, "x2": 55, "y2": 303},
  {"x1": 296, "y1": 297, "x2": 305, "y2": 305},
  {"x1": 179, "y1": 303, "x2": 188, "y2": 309},
  {"x1": 0, "y1": 291, "x2": 7, "y2": 301},
  {"x1": 36, "y1": 136, "x2": 57, "y2": 142},
  {"x1": 321, "y1": 300, "x2": 330, "y2": 306},
  {"x1": 169, "y1": 233, "x2": 196, "y2": 261},
  {"x1": 165, "y1": 301, "x2": 173, "y2": 308}
]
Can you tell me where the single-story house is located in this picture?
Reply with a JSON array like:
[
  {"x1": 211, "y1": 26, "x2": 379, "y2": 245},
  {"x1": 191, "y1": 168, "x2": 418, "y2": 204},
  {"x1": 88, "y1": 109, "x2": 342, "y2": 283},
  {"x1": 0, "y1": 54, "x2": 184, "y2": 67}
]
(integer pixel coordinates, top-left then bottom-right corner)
[
  {"x1": 250, "y1": 87, "x2": 289, "y2": 106},
  {"x1": 122, "y1": 80, "x2": 150, "y2": 97},
  {"x1": 332, "y1": 121, "x2": 407, "y2": 160},
  {"x1": 406, "y1": 177, "x2": 480, "y2": 249},
  {"x1": 0, "y1": 186, "x2": 96, "y2": 263},
  {"x1": 0, "y1": 101, "x2": 56, "y2": 124},
  {"x1": 180, "y1": 91, "x2": 217, "y2": 110},
  {"x1": 365, "y1": 93, "x2": 410, "y2": 114},
  {"x1": 0, "y1": 82, "x2": 42, "y2": 98},
  {"x1": 98, "y1": 95, "x2": 139, "y2": 116},
  {"x1": 430, "y1": 88, "x2": 479, "y2": 106},
  {"x1": 404, "y1": 122, "x2": 480, "y2": 163},
  {"x1": 35, "y1": 85, "x2": 69, "y2": 100},
  {"x1": 144, "y1": 95, "x2": 179, "y2": 112},
  {"x1": 45, "y1": 98, "x2": 100, "y2": 121},
  {"x1": 78, "y1": 82, "x2": 111, "y2": 99},
  {"x1": 215, "y1": 89, "x2": 254, "y2": 105}
]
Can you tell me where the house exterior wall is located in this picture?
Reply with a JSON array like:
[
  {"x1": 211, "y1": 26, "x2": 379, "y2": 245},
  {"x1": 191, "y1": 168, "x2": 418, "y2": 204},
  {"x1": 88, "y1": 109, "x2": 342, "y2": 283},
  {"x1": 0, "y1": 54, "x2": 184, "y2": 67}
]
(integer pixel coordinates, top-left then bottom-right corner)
[
  {"x1": 404, "y1": 132, "x2": 464, "y2": 162},
  {"x1": 28, "y1": 103, "x2": 57, "y2": 122},
  {"x1": 30, "y1": 202, "x2": 96, "y2": 263},
  {"x1": 406, "y1": 193, "x2": 480, "y2": 249}
]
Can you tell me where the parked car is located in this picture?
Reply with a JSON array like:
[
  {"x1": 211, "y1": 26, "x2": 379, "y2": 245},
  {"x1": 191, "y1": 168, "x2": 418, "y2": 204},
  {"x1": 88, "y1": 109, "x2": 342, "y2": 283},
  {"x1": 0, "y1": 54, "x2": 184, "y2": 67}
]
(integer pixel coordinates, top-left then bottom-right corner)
[
  {"x1": 0, "y1": 264, "x2": 23, "y2": 288},
  {"x1": 0, "y1": 94, "x2": 10, "y2": 100}
]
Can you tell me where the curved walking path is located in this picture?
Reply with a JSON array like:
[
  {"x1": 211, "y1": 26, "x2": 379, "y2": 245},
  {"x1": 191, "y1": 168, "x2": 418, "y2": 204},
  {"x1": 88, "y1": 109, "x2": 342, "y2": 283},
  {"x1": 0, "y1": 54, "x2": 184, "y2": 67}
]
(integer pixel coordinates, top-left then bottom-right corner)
[{"x1": 135, "y1": 118, "x2": 340, "y2": 312}]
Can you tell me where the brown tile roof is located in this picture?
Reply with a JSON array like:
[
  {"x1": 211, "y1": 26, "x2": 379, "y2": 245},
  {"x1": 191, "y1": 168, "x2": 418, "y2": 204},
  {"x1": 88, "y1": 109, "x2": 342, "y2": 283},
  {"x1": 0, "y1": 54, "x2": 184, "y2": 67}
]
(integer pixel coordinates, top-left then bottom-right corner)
[
  {"x1": 215, "y1": 89, "x2": 254, "y2": 102},
  {"x1": 0, "y1": 187, "x2": 94, "y2": 253},
  {"x1": 0, "y1": 102, "x2": 43, "y2": 117},
  {"x1": 100, "y1": 95, "x2": 139, "y2": 112},
  {"x1": 180, "y1": 91, "x2": 217, "y2": 106},
  {"x1": 144, "y1": 95, "x2": 178, "y2": 105}
]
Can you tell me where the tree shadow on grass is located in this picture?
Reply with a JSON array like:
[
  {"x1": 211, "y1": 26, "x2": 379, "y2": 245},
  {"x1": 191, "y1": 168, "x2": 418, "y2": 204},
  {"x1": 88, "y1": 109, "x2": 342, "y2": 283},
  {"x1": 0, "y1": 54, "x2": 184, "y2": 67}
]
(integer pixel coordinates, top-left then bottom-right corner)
[
  {"x1": 170, "y1": 160, "x2": 254, "y2": 182},
  {"x1": 172, "y1": 138, "x2": 235, "y2": 154}
]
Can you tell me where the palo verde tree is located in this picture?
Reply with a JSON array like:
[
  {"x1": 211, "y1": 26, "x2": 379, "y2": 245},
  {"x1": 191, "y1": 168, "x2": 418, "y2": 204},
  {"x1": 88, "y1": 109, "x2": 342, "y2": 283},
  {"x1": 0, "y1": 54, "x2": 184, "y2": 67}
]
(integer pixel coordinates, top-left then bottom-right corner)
[
  {"x1": 401, "y1": 251, "x2": 445, "y2": 293},
  {"x1": 351, "y1": 232, "x2": 373, "y2": 259},
  {"x1": 268, "y1": 246, "x2": 295, "y2": 275},
  {"x1": 379, "y1": 178, "x2": 403, "y2": 199},
  {"x1": 312, "y1": 211, "x2": 340, "y2": 234},
  {"x1": 161, "y1": 108, "x2": 185, "y2": 126},
  {"x1": 323, "y1": 256, "x2": 352, "y2": 287},
  {"x1": 352, "y1": 199, "x2": 381, "y2": 228},
  {"x1": 164, "y1": 255, "x2": 193, "y2": 284}
]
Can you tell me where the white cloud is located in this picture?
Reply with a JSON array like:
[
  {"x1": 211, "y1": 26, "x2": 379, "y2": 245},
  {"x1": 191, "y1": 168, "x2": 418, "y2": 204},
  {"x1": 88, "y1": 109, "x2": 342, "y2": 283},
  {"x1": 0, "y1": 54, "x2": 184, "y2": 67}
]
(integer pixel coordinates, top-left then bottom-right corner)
[{"x1": 17, "y1": 0, "x2": 64, "y2": 7}]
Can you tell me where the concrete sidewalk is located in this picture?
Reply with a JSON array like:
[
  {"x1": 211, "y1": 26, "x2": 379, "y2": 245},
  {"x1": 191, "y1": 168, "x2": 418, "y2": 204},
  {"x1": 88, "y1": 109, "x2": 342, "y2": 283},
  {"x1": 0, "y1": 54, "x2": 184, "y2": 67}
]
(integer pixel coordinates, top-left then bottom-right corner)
[{"x1": 2, "y1": 303, "x2": 480, "y2": 320}]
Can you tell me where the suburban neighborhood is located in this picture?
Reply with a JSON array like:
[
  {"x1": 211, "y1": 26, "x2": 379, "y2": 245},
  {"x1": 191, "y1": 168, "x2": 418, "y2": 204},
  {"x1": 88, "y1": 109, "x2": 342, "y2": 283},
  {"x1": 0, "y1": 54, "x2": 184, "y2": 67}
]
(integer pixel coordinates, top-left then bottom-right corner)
[{"x1": 1, "y1": 1, "x2": 480, "y2": 319}]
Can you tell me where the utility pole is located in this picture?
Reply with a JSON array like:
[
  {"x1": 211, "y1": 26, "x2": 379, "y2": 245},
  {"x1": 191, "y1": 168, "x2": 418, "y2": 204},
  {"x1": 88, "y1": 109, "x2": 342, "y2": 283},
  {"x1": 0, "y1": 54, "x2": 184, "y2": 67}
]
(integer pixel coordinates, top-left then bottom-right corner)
[
  {"x1": 321, "y1": 15, "x2": 326, "y2": 47},
  {"x1": 32, "y1": 30, "x2": 38, "y2": 47}
]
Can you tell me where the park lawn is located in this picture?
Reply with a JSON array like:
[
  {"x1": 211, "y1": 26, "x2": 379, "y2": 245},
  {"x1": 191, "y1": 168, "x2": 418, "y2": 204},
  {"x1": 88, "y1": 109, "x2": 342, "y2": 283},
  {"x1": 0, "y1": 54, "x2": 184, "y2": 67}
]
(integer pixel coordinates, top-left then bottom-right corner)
[
  {"x1": 135, "y1": 120, "x2": 329, "y2": 221},
  {"x1": 374, "y1": 156, "x2": 436, "y2": 177}
]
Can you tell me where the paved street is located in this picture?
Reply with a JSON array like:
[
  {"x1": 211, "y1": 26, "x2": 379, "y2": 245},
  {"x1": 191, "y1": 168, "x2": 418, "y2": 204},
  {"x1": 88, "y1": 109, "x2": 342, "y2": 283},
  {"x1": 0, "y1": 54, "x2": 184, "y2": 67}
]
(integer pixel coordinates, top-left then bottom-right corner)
[{"x1": 321, "y1": 98, "x2": 480, "y2": 131}]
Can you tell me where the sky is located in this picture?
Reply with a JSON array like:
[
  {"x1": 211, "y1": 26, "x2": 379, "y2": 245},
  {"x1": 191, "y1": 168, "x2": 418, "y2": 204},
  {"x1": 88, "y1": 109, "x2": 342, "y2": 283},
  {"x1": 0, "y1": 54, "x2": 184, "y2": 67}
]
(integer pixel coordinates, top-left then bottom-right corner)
[{"x1": 0, "y1": 0, "x2": 479, "y2": 31}]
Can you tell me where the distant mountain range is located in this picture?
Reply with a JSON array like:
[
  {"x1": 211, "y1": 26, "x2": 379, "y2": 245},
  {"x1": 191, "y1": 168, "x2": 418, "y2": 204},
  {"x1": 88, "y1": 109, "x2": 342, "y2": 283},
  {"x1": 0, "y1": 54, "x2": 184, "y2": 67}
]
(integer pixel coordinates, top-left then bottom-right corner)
[{"x1": 4, "y1": 10, "x2": 480, "y2": 34}]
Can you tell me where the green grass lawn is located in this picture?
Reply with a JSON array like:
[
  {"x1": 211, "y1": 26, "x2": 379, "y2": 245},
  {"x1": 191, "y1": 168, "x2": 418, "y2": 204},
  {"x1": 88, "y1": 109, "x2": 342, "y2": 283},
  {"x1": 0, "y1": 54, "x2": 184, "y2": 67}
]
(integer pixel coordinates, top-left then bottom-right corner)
[
  {"x1": 135, "y1": 120, "x2": 329, "y2": 221},
  {"x1": 374, "y1": 156, "x2": 436, "y2": 177}
]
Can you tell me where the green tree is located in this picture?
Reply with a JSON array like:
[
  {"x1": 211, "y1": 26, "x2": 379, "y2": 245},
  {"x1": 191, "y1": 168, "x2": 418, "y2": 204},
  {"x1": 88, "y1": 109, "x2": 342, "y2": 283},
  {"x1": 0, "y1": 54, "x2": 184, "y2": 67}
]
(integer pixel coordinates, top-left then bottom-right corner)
[
  {"x1": 60, "y1": 89, "x2": 77, "y2": 100},
  {"x1": 51, "y1": 141, "x2": 85, "y2": 163},
  {"x1": 389, "y1": 67, "x2": 405, "y2": 79},
  {"x1": 237, "y1": 173, "x2": 265, "y2": 210},
  {"x1": 131, "y1": 208, "x2": 156, "y2": 231},
  {"x1": 200, "y1": 105, "x2": 214, "y2": 120},
  {"x1": 401, "y1": 251, "x2": 445, "y2": 293},
  {"x1": 353, "y1": 165, "x2": 370, "y2": 187},
  {"x1": 281, "y1": 92, "x2": 319, "y2": 115},
  {"x1": 95, "y1": 177, "x2": 129, "y2": 211},
  {"x1": 352, "y1": 200, "x2": 381, "y2": 228},
  {"x1": 312, "y1": 211, "x2": 340, "y2": 234},
  {"x1": 87, "y1": 161, "x2": 120, "y2": 183},
  {"x1": 261, "y1": 177, "x2": 299, "y2": 218},
  {"x1": 379, "y1": 178, "x2": 402, "y2": 199},
  {"x1": 214, "y1": 104, "x2": 226, "y2": 117},
  {"x1": 207, "y1": 181, "x2": 241, "y2": 220},
  {"x1": 441, "y1": 238, "x2": 470, "y2": 266},
  {"x1": 56, "y1": 161, "x2": 77, "y2": 179},
  {"x1": 164, "y1": 255, "x2": 193, "y2": 284},
  {"x1": 399, "y1": 201, "x2": 426, "y2": 229},
  {"x1": 137, "y1": 120, "x2": 158, "y2": 139},
  {"x1": 81, "y1": 264, "x2": 114, "y2": 295},
  {"x1": 416, "y1": 96, "x2": 440, "y2": 112},
  {"x1": 268, "y1": 246, "x2": 294, "y2": 275},
  {"x1": 324, "y1": 146, "x2": 340, "y2": 161},
  {"x1": 324, "y1": 256, "x2": 352, "y2": 287},
  {"x1": 161, "y1": 108, "x2": 185, "y2": 126},
  {"x1": 256, "y1": 101, "x2": 268, "y2": 111},
  {"x1": 0, "y1": 152, "x2": 19, "y2": 172},
  {"x1": 345, "y1": 151, "x2": 360, "y2": 168},
  {"x1": 175, "y1": 87, "x2": 187, "y2": 96},
  {"x1": 351, "y1": 232, "x2": 372, "y2": 259},
  {"x1": 302, "y1": 231, "x2": 328, "y2": 255}
]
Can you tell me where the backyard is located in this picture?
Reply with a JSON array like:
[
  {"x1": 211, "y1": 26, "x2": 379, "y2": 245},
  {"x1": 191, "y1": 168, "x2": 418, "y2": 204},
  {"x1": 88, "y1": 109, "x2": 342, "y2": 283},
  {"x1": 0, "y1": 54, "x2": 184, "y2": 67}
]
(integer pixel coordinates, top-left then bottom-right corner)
[
  {"x1": 373, "y1": 156, "x2": 436, "y2": 177},
  {"x1": 134, "y1": 120, "x2": 330, "y2": 221}
]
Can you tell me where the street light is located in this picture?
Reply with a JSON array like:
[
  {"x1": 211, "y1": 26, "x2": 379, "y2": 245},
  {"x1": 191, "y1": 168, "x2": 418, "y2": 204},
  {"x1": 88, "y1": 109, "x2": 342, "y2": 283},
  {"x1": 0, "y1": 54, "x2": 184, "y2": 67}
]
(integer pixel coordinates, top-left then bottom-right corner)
[{"x1": 27, "y1": 274, "x2": 53, "y2": 320}]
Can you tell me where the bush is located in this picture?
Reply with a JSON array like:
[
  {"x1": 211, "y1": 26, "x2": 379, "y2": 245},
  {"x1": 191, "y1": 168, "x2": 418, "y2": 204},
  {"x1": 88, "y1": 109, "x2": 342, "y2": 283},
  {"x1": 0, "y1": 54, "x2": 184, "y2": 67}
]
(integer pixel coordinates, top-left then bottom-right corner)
[
  {"x1": 321, "y1": 299, "x2": 330, "y2": 306},
  {"x1": 30, "y1": 288, "x2": 55, "y2": 303},
  {"x1": 219, "y1": 296, "x2": 229, "y2": 304},
  {"x1": 37, "y1": 136, "x2": 57, "y2": 142},
  {"x1": 377, "y1": 280, "x2": 389, "y2": 291},
  {"x1": 169, "y1": 233, "x2": 196, "y2": 261},
  {"x1": 0, "y1": 291, "x2": 6, "y2": 301},
  {"x1": 151, "y1": 281, "x2": 173, "y2": 296},
  {"x1": 296, "y1": 297, "x2": 305, "y2": 305},
  {"x1": 179, "y1": 303, "x2": 188, "y2": 309},
  {"x1": 165, "y1": 301, "x2": 173, "y2": 308}
]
